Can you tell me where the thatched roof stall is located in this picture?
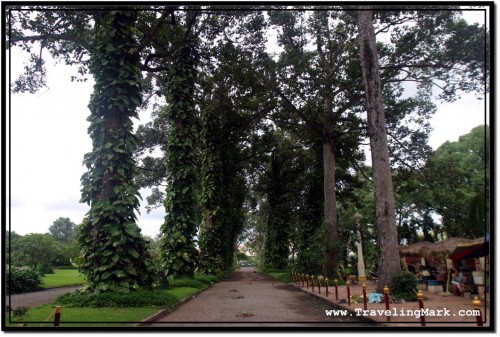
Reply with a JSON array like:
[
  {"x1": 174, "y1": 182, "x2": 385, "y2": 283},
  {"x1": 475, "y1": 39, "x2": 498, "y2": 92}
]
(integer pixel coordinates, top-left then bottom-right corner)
[
  {"x1": 399, "y1": 241, "x2": 434, "y2": 257},
  {"x1": 399, "y1": 237, "x2": 475, "y2": 259},
  {"x1": 399, "y1": 237, "x2": 486, "y2": 275}
]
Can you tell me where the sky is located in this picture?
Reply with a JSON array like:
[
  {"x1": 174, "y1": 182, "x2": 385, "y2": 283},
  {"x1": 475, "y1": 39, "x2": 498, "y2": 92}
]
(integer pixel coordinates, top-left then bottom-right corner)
[{"x1": 6, "y1": 8, "x2": 490, "y2": 239}]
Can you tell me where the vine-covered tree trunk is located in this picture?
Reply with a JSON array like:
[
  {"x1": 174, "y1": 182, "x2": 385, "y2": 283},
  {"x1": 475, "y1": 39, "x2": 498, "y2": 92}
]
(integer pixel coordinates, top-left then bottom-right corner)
[
  {"x1": 160, "y1": 39, "x2": 199, "y2": 278},
  {"x1": 262, "y1": 144, "x2": 292, "y2": 270},
  {"x1": 79, "y1": 10, "x2": 155, "y2": 293},
  {"x1": 198, "y1": 104, "x2": 225, "y2": 274},
  {"x1": 356, "y1": 9, "x2": 401, "y2": 291}
]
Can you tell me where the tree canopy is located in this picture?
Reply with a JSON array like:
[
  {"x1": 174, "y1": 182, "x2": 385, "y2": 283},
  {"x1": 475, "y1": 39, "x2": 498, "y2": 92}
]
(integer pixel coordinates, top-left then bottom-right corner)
[{"x1": 8, "y1": 5, "x2": 489, "y2": 292}]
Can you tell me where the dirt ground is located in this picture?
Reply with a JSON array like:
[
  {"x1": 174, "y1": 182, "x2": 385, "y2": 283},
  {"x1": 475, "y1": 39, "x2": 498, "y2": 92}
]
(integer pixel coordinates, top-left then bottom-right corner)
[{"x1": 140, "y1": 267, "x2": 373, "y2": 328}]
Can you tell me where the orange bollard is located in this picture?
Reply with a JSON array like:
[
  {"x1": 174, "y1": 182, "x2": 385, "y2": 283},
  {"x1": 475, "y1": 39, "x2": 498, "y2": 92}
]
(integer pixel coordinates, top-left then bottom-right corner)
[
  {"x1": 384, "y1": 285, "x2": 390, "y2": 321},
  {"x1": 418, "y1": 290, "x2": 425, "y2": 326},
  {"x1": 347, "y1": 281, "x2": 351, "y2": 305},
  {"x1": 54, "y1": 306, "x2": 62, "y2": 327},
  {"x1": 334, "y1": 278, "x2": 338, "y2": 301},
  {"x1": 306, "y1": 274, "x2": 309, "y2": 289},
  {"x1": 473, "y1": 297, "x2": 483, "y2": 327},
  {"x1": 325, "y1": 277, "x2": 329, "y2": 297},
  {"x1": 362, "y1": 282, "x2": 367, "y2": 310}
]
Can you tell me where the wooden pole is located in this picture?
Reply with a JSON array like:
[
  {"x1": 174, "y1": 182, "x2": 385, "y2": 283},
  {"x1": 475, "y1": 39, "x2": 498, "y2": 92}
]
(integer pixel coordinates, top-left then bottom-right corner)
[
  {"x1": 362, "y1": 282, "x2": 367, "y2": 310},
  {"x1": 418, "y1": 290, "x2": 425, "y2": 326},
  {"x1": 347, "y1": 281, "x2": 351, "y2": 305},
  {"x1": 384, "y1": 285, "x2": 390, "y2": 321},
  {"x1": 334, "y1": 278, "x2": 338, "y2": 301},
  {"x1": 54, "y1": 306, "x2": 62, "y2": 327},
  {"x1": 473, "y1": 297, "x2": 483, "y2": 326}
]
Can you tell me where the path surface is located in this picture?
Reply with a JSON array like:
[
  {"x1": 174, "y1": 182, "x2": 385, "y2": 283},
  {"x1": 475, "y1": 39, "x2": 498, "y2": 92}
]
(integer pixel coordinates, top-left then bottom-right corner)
[
  {"x1": 7, "y1": 286, "x2": 81, "y2": 309},
  {"x1": 142, "y1": 267, "x2": 372, "y2": 328}
]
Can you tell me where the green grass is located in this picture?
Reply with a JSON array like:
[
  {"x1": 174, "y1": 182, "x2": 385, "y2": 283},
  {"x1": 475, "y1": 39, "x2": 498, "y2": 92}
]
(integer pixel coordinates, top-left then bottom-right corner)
[
  {"x1": 268, "y1": 272, "x2": 293, "y2": 283},
  {"x1": 7, "y1": 289, "x2": 200, "y2": 328},
  {"x1": 5, "y1": 305, "x2": 159, "y2": 328},
  {"x1": 163, "y1": 287, "x2": 199, "y2": 300},
  {"x1": 41, "y1": 269, "x2": 85, "y2": 289},
  {"x1": 7, "y1": 272, "x2": 221, "y2": 328}
]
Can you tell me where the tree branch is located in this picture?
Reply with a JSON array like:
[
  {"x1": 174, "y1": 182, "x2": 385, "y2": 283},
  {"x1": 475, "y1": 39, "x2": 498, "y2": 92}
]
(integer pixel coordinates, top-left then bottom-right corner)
[{"x1": 135, "y1": 10, "x2": 173, "y2": 55}]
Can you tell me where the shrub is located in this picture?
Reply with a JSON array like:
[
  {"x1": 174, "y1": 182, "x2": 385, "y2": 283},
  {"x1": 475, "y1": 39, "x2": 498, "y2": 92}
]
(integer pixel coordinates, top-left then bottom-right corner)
[
  {"x1": 37, "y1": 264, "x2": 54, "y2": 275},
  {"x1": 194, "y1": 274, "x2": 219, "y2": 285},
  {"x1": 7, "y1": 266, "x2": 42, "y2": 294},
  {"x1": 55, "y1": 289, "x2": 179, "y2": 308},
  {"x1": 390, "y1": 271, "x2": 418, "y2": 302},
  {"x1": 56, "y1": 265, "x2": 78, "y2": 270},
  {"x1": 169, "y1": 278, "x2": 207, "y2": 289}
]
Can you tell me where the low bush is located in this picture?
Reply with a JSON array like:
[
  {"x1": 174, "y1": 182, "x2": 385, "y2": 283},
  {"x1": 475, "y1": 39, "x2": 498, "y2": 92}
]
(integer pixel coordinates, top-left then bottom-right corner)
[
  {"x1": 390, "y1": 271, "x2": 418, "y2": 302},
  {"x1": 169, "y1": 278, "x2": 207, "y2": 289},
  {"x1": 194, "y1": 274, "x2": 219, "y2": 285},
  {"x1": 55, "y1": 265, "x2": 78, "y2": 270},
  {"x1": 7, "y1": 266, "x2": 42, "y2": 294},
  {"x1": 55, "y1": 289, "x2": 179, "y2": 308},
  {"x1": 37, "y1": 264, "x2": 54, "y2": 275}
]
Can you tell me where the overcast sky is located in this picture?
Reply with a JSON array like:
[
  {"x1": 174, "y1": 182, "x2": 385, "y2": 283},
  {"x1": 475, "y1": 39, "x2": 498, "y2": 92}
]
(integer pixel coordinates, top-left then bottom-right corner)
[{"x1": 6, "y1": 9, "x2": 489, "y2": 238}]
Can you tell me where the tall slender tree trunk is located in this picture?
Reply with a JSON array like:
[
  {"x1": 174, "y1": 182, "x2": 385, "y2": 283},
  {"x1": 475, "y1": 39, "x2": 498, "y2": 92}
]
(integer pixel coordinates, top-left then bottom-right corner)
[
  {"x1": 323, "y1": 94, "x2": 339, "y2": 278},
  {"x1": 356, "y1": 9, "x2": 401, "y2": 291}
]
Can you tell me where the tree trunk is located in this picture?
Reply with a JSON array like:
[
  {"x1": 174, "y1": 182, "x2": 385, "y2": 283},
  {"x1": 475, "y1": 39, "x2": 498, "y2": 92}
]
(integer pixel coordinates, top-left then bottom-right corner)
[
  {"x1": 323, "y1": 94, "x2": 339, "y2": 278},
  {"x1": 356, "y1": 9, "x2": 401, "y2": 291}
]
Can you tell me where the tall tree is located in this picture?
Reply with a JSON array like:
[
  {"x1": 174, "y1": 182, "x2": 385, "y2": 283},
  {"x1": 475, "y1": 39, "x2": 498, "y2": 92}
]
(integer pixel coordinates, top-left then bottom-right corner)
[
  {"x1": 268, "y1": 9, "x2": 366, "y2": 278},
  {"x1": 17, "y1": 233, "x2": 59, "y2": 269},
  {"x1": 79, "y1": 10, "x2": 156, "y2": 292},
  {"x1": 425, "y1": 125, "x2": 489, "y2": 238},
  {"x1": 160, "y1": 26, "x2": 200, "y2": 278},
  {"x1": 49, "y1": 217, "x2": 76, "y2": 243},
  {"x1": 197, "y1": 10, "x2": 270, "y2": 273},
  {"x1": 356, "y1": 8, "x2": 401, "y2": 290}
]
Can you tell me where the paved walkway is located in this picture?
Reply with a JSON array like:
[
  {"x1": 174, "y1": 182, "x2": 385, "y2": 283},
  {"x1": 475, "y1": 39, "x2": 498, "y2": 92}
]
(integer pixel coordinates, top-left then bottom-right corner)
[
  {"x1": 6, "y1": 286, "x2": 81, "y2": 309},
  {"x1": 141, "y1": 267, "x2": 372, "y2": 328},
  {"x1": 292, "y1": 277, "x2": 490, "y2": 328}
]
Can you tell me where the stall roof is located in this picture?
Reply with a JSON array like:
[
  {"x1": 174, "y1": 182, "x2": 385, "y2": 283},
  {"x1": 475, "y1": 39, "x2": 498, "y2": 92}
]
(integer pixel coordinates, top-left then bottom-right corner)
[
  {"x1": 399, "y1": 237, "x2": 486, "y2": 258},
  {"x1": 449, "y1": 235, "x2": 489, "y2": 261}
]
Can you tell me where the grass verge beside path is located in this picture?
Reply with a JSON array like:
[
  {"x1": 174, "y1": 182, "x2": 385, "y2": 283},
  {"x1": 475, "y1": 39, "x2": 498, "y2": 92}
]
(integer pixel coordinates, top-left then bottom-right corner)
[
  {"x1": 6, "y1": 288, "x2": 202, "y2": 328},
  {"x1": 6, "y1": 272, "x2": 230, "y2": 328},
  {"x1": 6, "y1": 305, "x2": 159, "y2": 327},
  {"x1": 263, "y1": 268, "x2": 293, "y2": 284},
  {"x1": 41, "y1": 269, "x2": 85, "y2": 289}
]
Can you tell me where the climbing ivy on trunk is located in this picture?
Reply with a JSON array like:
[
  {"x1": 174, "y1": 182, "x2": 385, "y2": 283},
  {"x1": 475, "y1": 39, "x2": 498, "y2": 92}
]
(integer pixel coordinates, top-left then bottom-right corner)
[
  {"x1": 79, "y1": 10, "x2": 156, "y2": 293},
  {"x1": 160, "y1": 39, "x2": 200, "y2": 278}
]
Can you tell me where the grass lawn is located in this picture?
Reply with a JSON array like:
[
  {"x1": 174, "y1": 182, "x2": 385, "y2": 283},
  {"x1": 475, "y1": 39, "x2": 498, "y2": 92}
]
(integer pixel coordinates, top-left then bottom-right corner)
[
  {"x1": 5, "y1": 305, "x2": 160, "y2": 328},
  {"x1": 41, "y1": 269, "x2": 85, "y2": 289},
  {"x1": 6, "y1": 287, "x2": 202, "y2": 328},
  {"x1": 268, "y1": 272, "x2": 292, "y2": 283}
]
